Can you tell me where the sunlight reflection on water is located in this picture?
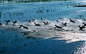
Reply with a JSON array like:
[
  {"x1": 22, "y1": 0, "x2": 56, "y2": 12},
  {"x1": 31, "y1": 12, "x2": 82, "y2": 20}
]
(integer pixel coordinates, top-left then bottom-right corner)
[{"x1": 0, "y1": 0, "x2": 86, "y2": 54}]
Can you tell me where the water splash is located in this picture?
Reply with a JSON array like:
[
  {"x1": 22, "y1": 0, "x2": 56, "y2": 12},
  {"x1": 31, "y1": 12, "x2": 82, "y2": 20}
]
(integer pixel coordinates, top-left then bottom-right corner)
[{"x1": 1, "y1": 18, "x2": 86, "y2": 43}]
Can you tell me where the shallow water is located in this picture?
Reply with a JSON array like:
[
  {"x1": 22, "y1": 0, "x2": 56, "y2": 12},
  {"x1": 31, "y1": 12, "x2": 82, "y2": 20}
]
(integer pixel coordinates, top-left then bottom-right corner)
[
  {"x1": 0, "y1": 0, "x2": 86, "y2": 54},
  {"x1": 0, "y1": 1, "x2": 85, "y2": 22}
]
